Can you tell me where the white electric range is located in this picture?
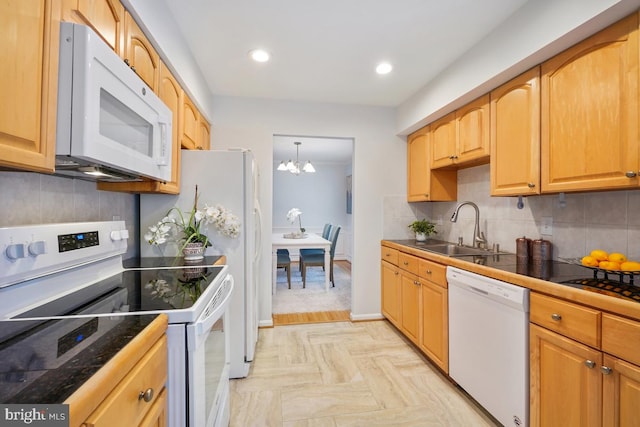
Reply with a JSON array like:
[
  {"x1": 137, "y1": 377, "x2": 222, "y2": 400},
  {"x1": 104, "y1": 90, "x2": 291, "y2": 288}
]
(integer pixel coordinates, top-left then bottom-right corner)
[{"x1": 0, "y1": 221, "x2": 232, "y2": 427}]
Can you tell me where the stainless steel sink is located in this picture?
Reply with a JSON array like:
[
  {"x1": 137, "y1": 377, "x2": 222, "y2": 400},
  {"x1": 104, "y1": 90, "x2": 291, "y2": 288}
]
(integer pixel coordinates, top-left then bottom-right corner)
[{"x1": 421, "y1": 243, "x2": 498, "y2": 257}]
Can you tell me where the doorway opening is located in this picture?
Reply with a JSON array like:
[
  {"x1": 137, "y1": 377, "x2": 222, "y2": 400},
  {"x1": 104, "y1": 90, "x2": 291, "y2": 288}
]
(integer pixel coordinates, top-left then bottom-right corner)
[{"x1": 272, "y1": 134, "x2": 353, "y2": 324}]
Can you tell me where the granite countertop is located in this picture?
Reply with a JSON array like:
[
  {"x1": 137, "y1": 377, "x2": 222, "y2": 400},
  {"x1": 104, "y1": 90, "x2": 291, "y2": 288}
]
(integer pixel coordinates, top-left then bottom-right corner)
[
  {"x1": 0, "y1": 314, "x2": 158, "y2": 404},
  {"x1": 383, "y1": 239, "x2": 640, "y2": 321}
]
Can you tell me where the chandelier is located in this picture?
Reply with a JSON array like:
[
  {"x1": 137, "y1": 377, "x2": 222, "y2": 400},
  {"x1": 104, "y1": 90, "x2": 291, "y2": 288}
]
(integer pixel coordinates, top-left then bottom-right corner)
[{"x1": 277, "y1": 141, "x2": 316, "y2": 175}]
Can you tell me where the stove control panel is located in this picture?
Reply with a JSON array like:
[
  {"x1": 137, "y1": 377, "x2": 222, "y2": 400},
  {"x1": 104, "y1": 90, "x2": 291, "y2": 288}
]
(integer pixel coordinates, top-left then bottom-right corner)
[{"x1": 0, "y1": 221, "x2": 128, "y2": 289}]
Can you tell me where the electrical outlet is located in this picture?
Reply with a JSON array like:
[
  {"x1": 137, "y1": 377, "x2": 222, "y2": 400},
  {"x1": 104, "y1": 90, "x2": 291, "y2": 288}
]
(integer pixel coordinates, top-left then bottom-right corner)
[{"x1": 541, "y1": 217, "x2": 553, "y2": 235}]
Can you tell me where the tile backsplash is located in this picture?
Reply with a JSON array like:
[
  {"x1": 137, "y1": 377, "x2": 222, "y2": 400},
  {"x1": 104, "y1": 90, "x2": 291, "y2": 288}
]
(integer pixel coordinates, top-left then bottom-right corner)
[
  {"x1": 384, "y1": 164, "x2": 640, "y2": 261},
  {"x1": 0, "y1": 172, "x2": 139, "y2": 259}
]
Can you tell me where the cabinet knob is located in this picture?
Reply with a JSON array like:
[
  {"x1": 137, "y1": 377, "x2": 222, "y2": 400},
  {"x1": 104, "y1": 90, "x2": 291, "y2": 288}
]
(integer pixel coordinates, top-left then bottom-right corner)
[
  {"x1": 426, "y1": 269, "x2": 432, "y2": 275},
  {"x1": 138, "y1": 388, "x2": 154, "y2": 402},
  {"x1": 584, "y1": 360, "x2": 596, "y2": 369},
  {"x1": 394, "y1": 271, "x2": 399, "y2": 276},
  {"x1": 403, "y1": 261, "x2": 408, "y2": 266},
  {"x1": 551, "y1": 313, "x2": 562, "y2": 321},
  {"x1": 527, "y1": 183, "x2": 536, "y2": 188},
  {"x1": 600, "y1": 366, "x2": 612, "y2": 375},
  {"x1": 625, "y1": 171, "x2": 637, "y2": 178}
]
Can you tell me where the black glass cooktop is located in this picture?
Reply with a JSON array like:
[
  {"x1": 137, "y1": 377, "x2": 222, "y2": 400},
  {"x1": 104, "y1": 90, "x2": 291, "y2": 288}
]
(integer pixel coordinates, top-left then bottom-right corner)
[
  {"x1": 455, "y1": 253, "x2": 640, "y2": 303},
  {"x1": 15, "y1": 265, "x2": 226, "y2": 319}
]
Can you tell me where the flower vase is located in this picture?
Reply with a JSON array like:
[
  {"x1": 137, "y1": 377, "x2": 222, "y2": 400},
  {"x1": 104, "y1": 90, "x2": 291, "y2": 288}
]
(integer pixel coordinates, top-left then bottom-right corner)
[
  {"x1": 415, "y1": 232, "x2": 427, "y2": 242},
  {"x1": 182, "y1": 242, "x2": 205, "y2": 262}
]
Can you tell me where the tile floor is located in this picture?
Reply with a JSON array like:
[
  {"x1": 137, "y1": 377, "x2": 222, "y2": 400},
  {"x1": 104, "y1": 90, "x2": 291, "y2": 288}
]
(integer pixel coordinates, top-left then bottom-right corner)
[{"x1": 230, "y1": 320, "x2": 498, "y2": 426}]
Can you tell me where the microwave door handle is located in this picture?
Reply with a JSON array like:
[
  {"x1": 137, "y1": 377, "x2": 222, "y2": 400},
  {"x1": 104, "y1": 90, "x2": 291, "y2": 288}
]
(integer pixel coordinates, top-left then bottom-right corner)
[{"x1": 156, "y1": 121, "x2": 169, "y2": 166}]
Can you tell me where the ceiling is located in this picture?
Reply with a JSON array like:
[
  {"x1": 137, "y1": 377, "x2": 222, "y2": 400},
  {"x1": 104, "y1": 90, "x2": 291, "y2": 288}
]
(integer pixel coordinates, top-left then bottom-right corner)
[
  {"x1": 273, "y1": 136, "x2": 353, "y2": 166},
  {"x1": 163, "y1": 0, "x2": 530, "y2": 108}
]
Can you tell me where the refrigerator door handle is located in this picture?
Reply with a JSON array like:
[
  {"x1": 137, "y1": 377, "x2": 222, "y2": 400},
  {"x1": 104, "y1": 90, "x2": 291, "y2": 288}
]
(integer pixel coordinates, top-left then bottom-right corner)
[{"x1": 253, "y1": 201, "x2": 262, "y2": 263}]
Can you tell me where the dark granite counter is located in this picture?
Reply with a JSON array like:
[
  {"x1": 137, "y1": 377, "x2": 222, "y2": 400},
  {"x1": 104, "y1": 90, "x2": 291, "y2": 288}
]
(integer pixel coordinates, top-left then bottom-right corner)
[{"x1": 0, "y1": 314, "x2": 158, "y2": 404}]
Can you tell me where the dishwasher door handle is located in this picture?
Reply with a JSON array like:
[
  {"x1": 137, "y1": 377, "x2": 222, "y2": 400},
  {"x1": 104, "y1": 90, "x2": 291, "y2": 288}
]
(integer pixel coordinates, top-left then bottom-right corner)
[{"x1": 468, "y1": 285, "x2": 489, "y2": 296}]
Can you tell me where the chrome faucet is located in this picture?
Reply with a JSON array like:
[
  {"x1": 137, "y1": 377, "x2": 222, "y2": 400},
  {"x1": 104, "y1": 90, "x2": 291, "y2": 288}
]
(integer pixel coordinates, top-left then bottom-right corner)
[{"x1": 450, "y1": 201, "x2": 487, "y2": 248}]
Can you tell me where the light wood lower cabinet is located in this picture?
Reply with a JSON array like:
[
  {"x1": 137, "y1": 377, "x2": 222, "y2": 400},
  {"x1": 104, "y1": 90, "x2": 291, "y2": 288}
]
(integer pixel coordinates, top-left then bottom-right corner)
[
  {"x1": 530, "y1": 293, "x2": 640, "y2": 427},
  {"x1": 381, "y1": 259, "x2": 401, "y2": 327},
  {"x1": 65, "y1": 315, "x2": 168, "y2": 427},
  {"x1": 380, "y1": 245, "x2": 449, "y2": 373}
]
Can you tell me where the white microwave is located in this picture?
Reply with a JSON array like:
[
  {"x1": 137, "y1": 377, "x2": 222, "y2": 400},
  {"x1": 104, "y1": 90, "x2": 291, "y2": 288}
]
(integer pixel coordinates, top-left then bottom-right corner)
[{"x1": 55, "y1": 22, "x2": 172, "y2": 182}]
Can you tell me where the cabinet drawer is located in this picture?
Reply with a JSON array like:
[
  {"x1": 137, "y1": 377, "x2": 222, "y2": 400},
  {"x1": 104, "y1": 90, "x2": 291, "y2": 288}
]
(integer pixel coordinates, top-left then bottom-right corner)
[
  {"x1": 381, "y1": 246, "x2": 399, "y2": 265},
  {"x1": 602, "y1": 313, "x2": 640, "y2": 366},
  {"x1": 84, "y1": 336, "x2": 168, "y2": 427},
  {"x1": 418, "y1": 259, "x2": 447, "y2": 288},
  {"x1": 398, "y1": 252, "x2": 419, "y2": 275},
  {"x1": 530, "y1": 293, "x2": 600, "y2": 348}
]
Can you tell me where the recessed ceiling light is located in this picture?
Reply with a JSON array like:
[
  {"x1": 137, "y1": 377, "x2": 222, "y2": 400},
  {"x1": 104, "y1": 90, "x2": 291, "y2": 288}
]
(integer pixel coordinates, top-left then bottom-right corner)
[
  {"x1": 376, "y1": 62, "x2": 393, "y2": 75},
  {"x1": 249, "y1": 49, "x2": 270, "y2": 62}
]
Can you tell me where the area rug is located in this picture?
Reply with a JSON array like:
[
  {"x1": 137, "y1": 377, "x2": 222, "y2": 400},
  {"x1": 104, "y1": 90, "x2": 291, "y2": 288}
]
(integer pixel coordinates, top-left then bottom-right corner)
[{"x1": 273, "y1": 262, "x2": 351, "y2": 314}]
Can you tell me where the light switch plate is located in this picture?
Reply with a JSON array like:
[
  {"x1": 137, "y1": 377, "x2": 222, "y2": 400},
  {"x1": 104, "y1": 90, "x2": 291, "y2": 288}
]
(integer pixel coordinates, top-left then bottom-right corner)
[{"x1": 541, "y1": 217, "x2": 553, "y2": 235}]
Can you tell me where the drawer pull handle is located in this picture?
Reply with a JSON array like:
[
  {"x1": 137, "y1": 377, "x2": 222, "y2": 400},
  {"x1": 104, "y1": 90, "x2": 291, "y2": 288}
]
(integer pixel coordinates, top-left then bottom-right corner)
[
  {"x1": 584, "y1": 360, "x2": 596, "y2": 369},
  {"x1": 426, "y1": 269, "x2": 432, "y2": 275},
  {"x1": 601, "y1": 366, "x2": 612, "y2": 375},
  {"x1": 551, "y1": 313, "x2": 562, "y2": 321},
  {"x1": 625, "y1": 171, "x2": 637, "y2": 178},
  {"x1": 403, "y1": 261, "x2": 409, "y2": 265},
  {"x1": 138, "y1": 388, "x2": 154, "y2": 402}
]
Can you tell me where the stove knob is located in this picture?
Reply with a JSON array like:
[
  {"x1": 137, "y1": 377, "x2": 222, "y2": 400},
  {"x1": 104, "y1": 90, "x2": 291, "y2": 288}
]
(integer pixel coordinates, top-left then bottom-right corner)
[
  {"x1": 5, "y1": 243, "x2": 26, "y2": 260},
  {"x1": 28, "y1": 241, "x2": 47, "y2": 256},
  {"x1": 110, "y1": 230, "x2": 122, "y2": 241}
]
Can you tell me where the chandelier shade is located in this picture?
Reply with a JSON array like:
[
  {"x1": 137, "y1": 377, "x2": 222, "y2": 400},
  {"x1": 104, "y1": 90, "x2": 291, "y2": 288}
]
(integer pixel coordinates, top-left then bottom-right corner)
[{"x1": 278, "y1": 141, "x2": 315, "y2": 175}]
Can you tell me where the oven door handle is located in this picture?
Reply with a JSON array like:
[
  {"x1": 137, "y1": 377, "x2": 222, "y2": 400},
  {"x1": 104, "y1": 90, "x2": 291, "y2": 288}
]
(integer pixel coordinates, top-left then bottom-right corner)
[{"x1": 193, "y1": 274, "x2": 234, "y2": 337}]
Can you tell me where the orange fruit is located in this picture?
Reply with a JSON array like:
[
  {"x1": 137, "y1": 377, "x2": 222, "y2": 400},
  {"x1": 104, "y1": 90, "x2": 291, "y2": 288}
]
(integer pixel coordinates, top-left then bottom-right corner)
[
  {"x1": 620, "y1": 261, "x2": 640, "y2": 271},
  {"x1": 599, "y1": 261, "x2": 620, "y2": 270},
  {"x1": 608, "y1": 252, "x2": 627, "y2": 263},
  {"x1": 590, "y1": 249, "x2": 608, "y2": 261},
  {"x1": 581, "y1": 256, "x2": 599, "y2": 267}
]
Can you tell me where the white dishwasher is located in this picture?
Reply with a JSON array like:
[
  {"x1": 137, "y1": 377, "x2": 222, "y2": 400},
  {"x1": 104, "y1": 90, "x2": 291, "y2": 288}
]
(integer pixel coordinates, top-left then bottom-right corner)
[{"x1": 447, "y1": 266, "x2": 530, "y2": 427}]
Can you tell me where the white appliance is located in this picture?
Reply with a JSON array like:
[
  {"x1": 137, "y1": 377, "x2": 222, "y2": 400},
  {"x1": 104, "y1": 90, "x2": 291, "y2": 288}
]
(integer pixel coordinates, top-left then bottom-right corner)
[
  {"x1": 56, "y1": 22, "x2": 173, "y2": 182},
  {"x1": 141, "y1": 149, "x2": 262, "y2": 378},
  {"x1": 447, "y1": 266, "x2": 530, "y2": 427},
  {"x1": 0, "y1": 221, "x2": 232, "y2": 427}
]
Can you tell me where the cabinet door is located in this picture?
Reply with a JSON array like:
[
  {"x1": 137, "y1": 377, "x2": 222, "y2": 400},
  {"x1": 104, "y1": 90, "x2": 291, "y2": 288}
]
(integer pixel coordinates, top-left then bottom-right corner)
[
  {"x1": 430, "y1": 113, "x2": 456, "y2": 169},
  {"x1": 407, "y1": 126, "x2": 430, "y2": 201},
  {"x1": 602, "y1": 354, "x2": 640, "y2": 427},
  {"x1": 62, "y1": 0, "x2": 125, "y2": 55},
  {"x1": 181, "y1": 94, "x2": 198, "y2": 150},
  {"x1": 419, "y1": 280, "x2": 448, "y2": 373},
  {"x1": 400, "y1": 272, "x2": 420, "y2": 344},
  {"x1": 0, "y1": 0, "x2": 58, "y2": 173},
  {"x1": 490, "y1": 67, "x2": 541, "y2": 196},
  {"x1": 124, "y1": 12, "x2": 159, "y2": 91},
  {"x1": 198, "y1": 116, "x2": 211, "y2": 150},
  {"x1": 456, "y1": 94, "x2": 490, "y2": 165},
  {"x1": 541, "y1": 13, "x2": 639, "y2": 193},
  {"x1": 381, "y1": 260, "x2": 401, "y2": 328},
  {"x1": 530, "y1": 324, "x2": 602, "y2": 427}
]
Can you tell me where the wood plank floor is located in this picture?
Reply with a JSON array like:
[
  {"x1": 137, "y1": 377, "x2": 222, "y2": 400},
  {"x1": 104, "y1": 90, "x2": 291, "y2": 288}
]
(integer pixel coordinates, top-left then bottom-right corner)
[
  {"x1": 230, "y1": 321, "x2": 499, "y2": 426},
  {"x1": 273, "y1": 310, "x2": 351, "y2": 326}
]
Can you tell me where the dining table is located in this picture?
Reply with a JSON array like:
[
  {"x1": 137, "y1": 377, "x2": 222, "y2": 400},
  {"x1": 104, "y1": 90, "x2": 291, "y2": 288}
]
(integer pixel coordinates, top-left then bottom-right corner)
[{"x1": 272, "y1": 232, "x2": 332, "y2": 294}]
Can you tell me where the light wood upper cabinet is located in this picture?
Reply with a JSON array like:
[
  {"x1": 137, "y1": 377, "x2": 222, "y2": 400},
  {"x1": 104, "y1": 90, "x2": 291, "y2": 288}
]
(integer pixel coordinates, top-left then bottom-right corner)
[
  {"x1": 124, "y1": 12, "x2": 159, "y2": 91},
  {"x1": 430, "y1": 113, "x2": 456, "y2": 169},
  {"x1": 0, "y1": 0, "x2": 58, "y2": 174},
  {"x1": 541, "y1": 13, "x2": 639, "y2": 193},
  {"x1": 407, "y1": 126, "x2": 457, "y2": 202},
  {"x1": 62, "y1": 0, "x2": 125, "y2": 55},
  {"x1": 490, "y1": 67, "x2": 541, "y2": 196},
  {"x1": 431, "y1": 97, "x2": 490, "y2": 169},
  {"x1": 199, "y1": 116, "x2": 211, "y2": 150},
  {"x1": 456, "y1": 94, "x2": 490, "y2": 165},
  {"x1": 181, "y1": 94, "x2": 199, "y2": 150}
]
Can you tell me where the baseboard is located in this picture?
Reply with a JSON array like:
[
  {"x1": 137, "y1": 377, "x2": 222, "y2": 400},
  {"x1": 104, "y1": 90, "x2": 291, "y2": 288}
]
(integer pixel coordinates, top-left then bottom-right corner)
[
  {"x1": 259, "y1": 319, "x2": 274, "y2": 328},
  {"x1": 350, "y1": 312, "x2": 385, "y2": 322}
]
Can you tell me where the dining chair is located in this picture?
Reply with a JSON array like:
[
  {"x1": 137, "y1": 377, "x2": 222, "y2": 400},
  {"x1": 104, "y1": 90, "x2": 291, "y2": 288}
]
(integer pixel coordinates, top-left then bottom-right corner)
[
  {"x1": 299, "y1": 223, "x2": 331, "y2": 269},
  {"x1": 277, "y1": 250, "x2": 292, "y2": 288},
  {"x1": 300, "y1": 225, "x2": 341, "y2": 288}
]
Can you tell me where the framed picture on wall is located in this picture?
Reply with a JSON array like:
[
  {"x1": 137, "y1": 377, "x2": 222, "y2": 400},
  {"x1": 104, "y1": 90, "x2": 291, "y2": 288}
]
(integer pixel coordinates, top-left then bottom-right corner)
[{"x1": 346, "y1": 175, "x2": 352, "y2": 214}]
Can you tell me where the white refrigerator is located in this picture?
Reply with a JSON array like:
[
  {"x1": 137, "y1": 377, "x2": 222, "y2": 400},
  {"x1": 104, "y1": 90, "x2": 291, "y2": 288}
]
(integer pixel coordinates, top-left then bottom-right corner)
[{"x1": 140, "y1": 149, "x2": 261, "y2": 378}]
